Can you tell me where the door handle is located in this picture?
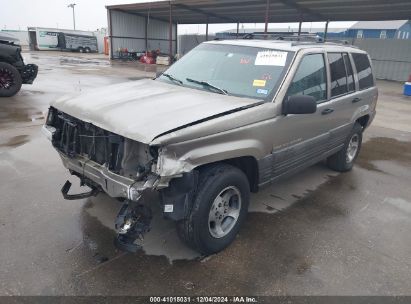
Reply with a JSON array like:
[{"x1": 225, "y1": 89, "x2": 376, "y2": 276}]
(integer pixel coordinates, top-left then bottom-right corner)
[
  {"x1": 321, "y1": 108, "x2": 334, "y2": 115},
  {"x1": 352, "y1": 97, "x2": 362, "y2": 103}
]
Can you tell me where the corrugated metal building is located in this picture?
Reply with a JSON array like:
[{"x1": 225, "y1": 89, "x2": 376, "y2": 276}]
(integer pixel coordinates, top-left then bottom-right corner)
[
  {"x1": 347, "y1": 20, "x2": 411, "y2": 39},
  {"x1": 353, "y1": 38, "x2": 411, "y2": 81},
  {"x1": 108, "y1": 10, "x2": 177, "y2": 58}
]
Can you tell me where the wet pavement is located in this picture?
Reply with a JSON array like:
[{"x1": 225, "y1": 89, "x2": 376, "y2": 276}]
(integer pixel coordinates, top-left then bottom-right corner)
[{"x1": 1, "y1": 52, "x2": 411, "y2": 296}]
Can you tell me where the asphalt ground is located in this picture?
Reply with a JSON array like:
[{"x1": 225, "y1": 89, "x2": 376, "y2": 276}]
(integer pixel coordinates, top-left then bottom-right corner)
[{"x1": 0, "y1": 51, "x2": 410, "y2": 296}]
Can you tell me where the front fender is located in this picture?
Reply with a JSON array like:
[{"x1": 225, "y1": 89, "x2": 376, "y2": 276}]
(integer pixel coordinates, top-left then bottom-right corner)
[{"x1": 156, "y1": 138, "x2": 265, "y2": 178}]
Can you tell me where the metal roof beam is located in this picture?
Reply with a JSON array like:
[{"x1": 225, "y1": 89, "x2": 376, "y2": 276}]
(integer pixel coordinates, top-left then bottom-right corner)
[
  {"x1": 173, "y1": 3, "x2": 237, "y2": 23},
  {"x1": 116, "y1": 9, "x2": 171, "y2": 23},
  {"x1": 276, "y1": 0, "x2": 325, "y2": 20}
]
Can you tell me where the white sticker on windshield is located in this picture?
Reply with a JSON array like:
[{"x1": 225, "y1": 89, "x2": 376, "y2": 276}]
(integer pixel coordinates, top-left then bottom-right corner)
[{"x1": 255, "y1": 51, "x2": 287, "y2": 66}]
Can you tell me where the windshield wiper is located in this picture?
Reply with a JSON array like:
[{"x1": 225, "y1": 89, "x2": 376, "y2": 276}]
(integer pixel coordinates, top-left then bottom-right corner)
[
  {"x1": 162, "y1": 73, "x2": 183, "y2": 85},
  {"x1": 186, "y1": 78, "x2": 228, "y2": 95}
]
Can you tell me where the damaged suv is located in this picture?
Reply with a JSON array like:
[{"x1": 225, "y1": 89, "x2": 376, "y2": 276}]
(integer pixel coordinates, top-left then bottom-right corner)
[{"x1": 43, "y1": 40, "x2": 377, "y2": 254}]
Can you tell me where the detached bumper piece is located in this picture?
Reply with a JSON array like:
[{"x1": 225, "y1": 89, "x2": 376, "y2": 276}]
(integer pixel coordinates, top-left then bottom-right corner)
[
  {"x1": 114, "y1": 201, "x2": 152, "y2": 253},
  {"x1": 61, "y1": 180, "x2": 100, "y2": 200},
  {"x1": 21, "y1": 64, "x2": 38, "y2": 84}
]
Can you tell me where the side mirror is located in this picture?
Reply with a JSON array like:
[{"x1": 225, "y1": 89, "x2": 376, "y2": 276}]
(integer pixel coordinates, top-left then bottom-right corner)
[{"x1": 283, "y1": 95, "x2": 317, "y2": 115}]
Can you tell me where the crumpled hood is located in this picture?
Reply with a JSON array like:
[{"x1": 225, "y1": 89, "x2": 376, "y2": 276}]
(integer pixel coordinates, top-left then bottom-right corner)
[{"x1": 51, "y1": 79, "x2": 258, "y2": 144}]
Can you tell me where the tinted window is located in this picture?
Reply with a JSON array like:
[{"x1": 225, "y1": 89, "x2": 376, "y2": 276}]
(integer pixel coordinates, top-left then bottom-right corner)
[
  {"x1": 328, "y1": 53, "x2": 348, "y2": 97},
  {"x1": 343, "y1": 53, "x2": 355, "y2": 92},
  {"x1": 352, "y1": 53, "x2": 374, "y2": 90},
  {"x1": 286, "y1": 54, "x2": 327, "y2": 103}
]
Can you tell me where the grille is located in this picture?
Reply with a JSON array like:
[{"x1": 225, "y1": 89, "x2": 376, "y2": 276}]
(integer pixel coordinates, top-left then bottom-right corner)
[{"x1": 47, "y1": 108, "x2": 125, "y2": 173}]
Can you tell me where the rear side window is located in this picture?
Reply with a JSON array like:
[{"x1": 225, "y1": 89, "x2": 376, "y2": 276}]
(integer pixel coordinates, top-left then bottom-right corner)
[
  {"x1": 343, "y1": 53, "x2": 355, "y2": 92},
  {"x1": 286, "y1": 53, "x2": 327, "y2": 103},
  {"x1": 328, "y1": 53, "x2": 348, "y2": 97},
  {"x1": 352, "y1": 53, "x2": 374, "y2": 90}
]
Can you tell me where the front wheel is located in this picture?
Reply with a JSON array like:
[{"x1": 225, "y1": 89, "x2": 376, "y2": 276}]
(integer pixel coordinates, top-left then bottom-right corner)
[
  {"x1": 327, "y1": 122, "x2": 363, "y2": 172},
  {"x1": 0, "y1": 62, "x2": 23, "y2": 97},
  {"x1": 176, "y1": 164, "x2": 250, "y2": 254}
]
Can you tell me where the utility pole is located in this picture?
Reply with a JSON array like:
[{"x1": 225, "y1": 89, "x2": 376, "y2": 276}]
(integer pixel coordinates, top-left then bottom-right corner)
[{"x1": 67, "y1": 3, "x2": 76, "y2": 30}]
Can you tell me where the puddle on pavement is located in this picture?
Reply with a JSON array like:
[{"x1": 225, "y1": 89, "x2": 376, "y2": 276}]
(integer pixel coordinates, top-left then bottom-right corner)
[
  {"x1": 357, "y1": 137, "x2": 411, "y2": 172},
  {"x1": 0, "y1": 135, "x2": 30, "y2": 148},
  {"x1": 79, "y1": 204, "x2": 119, "y2": 265},
  {"x1": 59, "y1": 57, "x2": 110, "y2": 67},
  {"x1": 82, "y1": 192, "x2": 200, "y2": 264},
  {"x1": 249, "y1": 163, "x2": 339, "y2": 215},
  {"x1": 78, "y1": 162, "x2": 342, "y2": 265},
  {"x1": 0, "y1": 103, "x2": 47, "y2": 128}
]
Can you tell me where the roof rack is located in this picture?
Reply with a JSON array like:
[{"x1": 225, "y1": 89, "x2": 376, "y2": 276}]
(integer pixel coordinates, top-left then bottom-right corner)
[
  {"x1": 243, "y1": 32, "x2": 323, "y2": 42},
  {"x1": 242, "y1": 32, "x2": 356, "y2": 47}
]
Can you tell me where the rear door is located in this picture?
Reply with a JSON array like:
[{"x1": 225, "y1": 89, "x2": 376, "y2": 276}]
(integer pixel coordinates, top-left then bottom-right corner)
[
  {"x1": 350, "y1": 52, "x2": 377, "y2": 112},
  {"x1": 324, "y1": 52, "x2": 358, "y2": 149}
]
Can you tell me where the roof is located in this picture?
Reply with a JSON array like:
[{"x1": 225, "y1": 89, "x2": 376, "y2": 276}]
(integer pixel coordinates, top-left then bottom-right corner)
[
  {"x1": 106, "y1": 0, "x2": 411, "y2": 24},
  {"x1": 204, "y1": 39, "x2": 364, "y2": 53},
  {"x1": 218, "y1": 28, "x2": 347, "y2": 34},
  {"x1": 350, "y1": 20, "x2": 409, "y2": 30}
]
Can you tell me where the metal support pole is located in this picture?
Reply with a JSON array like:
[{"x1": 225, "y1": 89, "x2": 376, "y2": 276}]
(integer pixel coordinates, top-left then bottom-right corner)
[
  {"x1": 236, "y1": 22, "x2": 240, "y2": 38},
  {"x1": 298, "y1": 20, "x2": 302, "y2": 35},
  {"x1": 264, "y1": 0, "x2": 270, "y2": 34},
  {"x1": 72, "y1": 8, "x2": 76, "y2": 30},
  {"x1": 206, "y1": 18, "x2": 209, "y2": 41},
  {"x1": 145, "y1": 16, "x2": 148, "y2": 52},
  {"x1": 108, "y1": 9, "x2": 113, "y2": 60},
  {"x1": 68, "y1": 4, "x2": 76, "y2": 30},
  {"x1": 169, "y1": 1, "x2": 173, "y2": 59},
  {"x1": 324, "y1": 20, "x2": 329, "y2": 42}
]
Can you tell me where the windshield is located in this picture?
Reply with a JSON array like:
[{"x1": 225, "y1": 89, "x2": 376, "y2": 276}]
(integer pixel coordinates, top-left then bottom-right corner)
[{"x1": 158, "y1": 43, "x2": 294, "y2": 101}]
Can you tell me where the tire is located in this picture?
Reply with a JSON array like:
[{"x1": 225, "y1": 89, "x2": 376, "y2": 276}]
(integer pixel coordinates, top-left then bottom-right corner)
[
  {"x1": 85, "y1": 47, "x2": 91, "y2": 53},
  {"x1": 78, "y1": 47, "x2": 84, "y2": 53},
  {"x1": 327, "y1": 122, "x2": 363, "y2": 172},
  {"x1": 176, "y1": 164, "x2": 250, "y2": 254},
  {"x1": 0, "y1": 62, "x2": 23, "y2": 97}
]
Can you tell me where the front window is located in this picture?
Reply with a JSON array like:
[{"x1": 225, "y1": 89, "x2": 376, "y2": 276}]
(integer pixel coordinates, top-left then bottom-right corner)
[
  {"x1": 158, "y1": 43, "x2": 294, "y2": 101},
  {"x1": 285, "y1": 53, "x2": 327, "y2": 103}
]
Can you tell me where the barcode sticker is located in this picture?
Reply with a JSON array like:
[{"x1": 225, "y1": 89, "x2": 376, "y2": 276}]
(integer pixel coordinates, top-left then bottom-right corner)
[{"x1": 255, "y1": 51, "x2": 287, "y2": 66}]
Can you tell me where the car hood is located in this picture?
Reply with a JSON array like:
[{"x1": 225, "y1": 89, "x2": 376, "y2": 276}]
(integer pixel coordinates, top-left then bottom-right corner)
[{"x1": 51, "y1": 79, "x2": 260, "y2": 144}]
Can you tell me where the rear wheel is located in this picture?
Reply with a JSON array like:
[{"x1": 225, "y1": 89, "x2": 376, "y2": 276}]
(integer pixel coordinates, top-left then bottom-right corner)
[
  {"x1": 85, "y1": 47, "x2": 91, "y2": 53},
  {"x1": 327, "y1": 122, "x2": 363, "y2": 172},
  {"x1": 176, "y1": 164, "x2": 250, "y2": 254},
  {"x1": 78, "y1": 47, "x2": 84, "y2": 53},
  {"x1": 0, "y1": 62, "x2": 22, "y2": 97}
]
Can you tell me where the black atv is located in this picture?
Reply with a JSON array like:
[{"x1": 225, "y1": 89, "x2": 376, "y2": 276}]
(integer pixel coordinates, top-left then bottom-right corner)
[{"x1": 0, "y1": 35, "x2": 38, "y2": 97}]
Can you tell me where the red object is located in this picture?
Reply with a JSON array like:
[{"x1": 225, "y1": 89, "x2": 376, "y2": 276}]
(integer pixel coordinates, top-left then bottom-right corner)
[
  {"x1": 408, "y1": 74, "x2": 411, "y2": 82},
  {"x1": 103, "y1": 37, "x2": 109, "y2": 55},
  {"x1": 139, "y1": 52, "x2": 155, "y2": 64}
]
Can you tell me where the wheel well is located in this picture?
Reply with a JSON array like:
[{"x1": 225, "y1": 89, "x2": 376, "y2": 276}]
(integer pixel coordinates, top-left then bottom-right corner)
[
  {"x1": 356, "y1": 115, "x2": 370, "y2": 129},
  {"x1": 223, "y1": 156, "x2": 259, "y2": 193},
  {"x1": 196, "y1": 157, "x2": 259, "y2": 193}
]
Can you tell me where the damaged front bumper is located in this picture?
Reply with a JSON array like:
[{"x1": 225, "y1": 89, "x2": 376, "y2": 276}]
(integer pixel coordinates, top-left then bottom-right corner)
[
  {"x1": 58, "y1": 152, "x2": 159, "y2": 201},
  {"x1": 57, "y1": 151, "x2": 159, "y2": 252}
]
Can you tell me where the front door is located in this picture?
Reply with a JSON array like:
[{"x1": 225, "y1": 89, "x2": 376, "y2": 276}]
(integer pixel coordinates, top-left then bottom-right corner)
[{"x1": 268, "y1": 52, "x2": 333, "y2": 181}]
